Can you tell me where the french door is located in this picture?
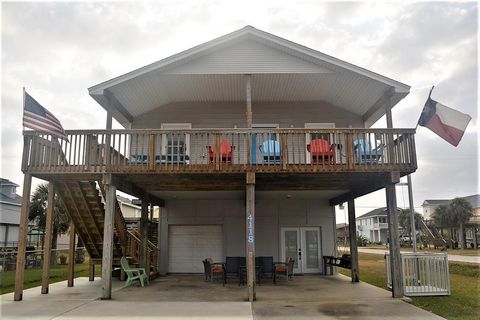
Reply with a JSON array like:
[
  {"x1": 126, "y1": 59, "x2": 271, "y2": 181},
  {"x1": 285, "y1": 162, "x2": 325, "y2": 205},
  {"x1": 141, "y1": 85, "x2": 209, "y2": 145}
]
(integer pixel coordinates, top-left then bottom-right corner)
[{"x1": 280, "y1": 227, "x2": 322, "y2": 274}]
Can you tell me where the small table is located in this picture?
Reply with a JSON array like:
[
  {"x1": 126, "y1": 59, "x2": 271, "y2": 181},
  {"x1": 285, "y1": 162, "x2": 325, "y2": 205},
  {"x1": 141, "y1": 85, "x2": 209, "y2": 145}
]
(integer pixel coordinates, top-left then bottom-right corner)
[{"x1": 239, "y1": 266, "x2": 263, "y2": 286}]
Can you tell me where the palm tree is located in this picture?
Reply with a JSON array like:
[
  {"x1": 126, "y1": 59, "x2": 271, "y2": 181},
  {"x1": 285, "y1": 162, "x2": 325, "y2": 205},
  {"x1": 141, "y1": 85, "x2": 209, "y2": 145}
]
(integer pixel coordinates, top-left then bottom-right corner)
[
  {"x1": 398, "y1": 209, "x2": 423, "y2": 245},
  {"x1": 28, "y1": 183, "x2": 70, "y2": 264},
  {"x1": 433, "y1": 199, "x2": 473, "y2": 249},
  {"x1": 449, "y1": 198, "x2": 473, "y2": 249}
]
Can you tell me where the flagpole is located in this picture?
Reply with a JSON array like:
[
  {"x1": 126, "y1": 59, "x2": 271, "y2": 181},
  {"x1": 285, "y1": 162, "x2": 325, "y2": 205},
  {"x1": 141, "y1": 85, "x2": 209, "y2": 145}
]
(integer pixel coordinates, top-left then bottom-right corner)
[{"x1": 22, "y1": 87, "x2": 26, "y2": 132}]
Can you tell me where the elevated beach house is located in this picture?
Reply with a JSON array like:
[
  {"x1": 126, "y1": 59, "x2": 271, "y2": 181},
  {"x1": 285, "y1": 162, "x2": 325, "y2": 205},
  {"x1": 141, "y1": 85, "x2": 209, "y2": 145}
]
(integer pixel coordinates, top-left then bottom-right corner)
[{"x1": 16, "y1": 26, "x2": 416, "y2": 301}]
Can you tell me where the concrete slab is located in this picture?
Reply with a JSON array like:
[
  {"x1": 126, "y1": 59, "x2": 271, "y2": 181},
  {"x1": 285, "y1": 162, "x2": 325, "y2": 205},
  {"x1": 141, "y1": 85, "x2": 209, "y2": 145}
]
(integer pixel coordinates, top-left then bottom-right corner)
[
  {"x1": 55, "y1": 301, "x2": 252, "y2": 319},
  {"x1": 1, "y1": 274, "x2": 444, "y2": 320},
  {"x1": 1, "y1": 277, "x2": 122, "y2": 320},
  {"x1": 253, "y1": 274, "x2": 444, "y2": 319}
]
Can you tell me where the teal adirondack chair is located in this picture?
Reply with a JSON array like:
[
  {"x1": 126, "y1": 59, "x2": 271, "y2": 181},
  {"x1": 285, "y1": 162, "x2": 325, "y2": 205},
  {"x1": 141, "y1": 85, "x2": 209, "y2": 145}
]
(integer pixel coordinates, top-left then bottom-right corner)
[{"x1": 120, "y1": 256, "x2": 149, "y2": 287}]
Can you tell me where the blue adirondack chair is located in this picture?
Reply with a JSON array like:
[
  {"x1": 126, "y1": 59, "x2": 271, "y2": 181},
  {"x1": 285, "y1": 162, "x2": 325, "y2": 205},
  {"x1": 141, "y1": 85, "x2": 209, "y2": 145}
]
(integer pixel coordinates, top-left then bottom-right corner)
[
  {"x1": 354, "y1": 138, "x2": 384, "y2": 164},
  {"x1": 259, "y1": 139, "x2": 281, "y2": 164}
]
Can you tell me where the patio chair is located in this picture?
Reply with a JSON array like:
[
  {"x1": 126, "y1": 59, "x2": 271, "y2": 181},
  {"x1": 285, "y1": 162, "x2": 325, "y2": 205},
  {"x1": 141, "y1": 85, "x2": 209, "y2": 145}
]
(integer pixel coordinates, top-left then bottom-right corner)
[
  {"x1": 224, "y1": 256, "x2": 241, "y2": 283},
  {"x1": 207, "y1": 140, "x2": 233, "y2": 164},
  {"x1": 259, "y1": 139, "x2": 281, "y2": 164},
  {"x1": 259, "y1": 256, "x2": 274, "y2": 283},
  {"x1": 120, "y1": 256, "x2": 149, "y2": 287},
  {"x1": 273, "y1": 257, "x2": 294, "y2": 285},
  {"x1": 354, "y1": 138, "x2": 384, "y2": 164},
  {"x1": 203, "y1": 258, "x2": 226, "y2": 285},
  {"x1": 307, "y1": 138, "x2": 335, "y2": 163}
]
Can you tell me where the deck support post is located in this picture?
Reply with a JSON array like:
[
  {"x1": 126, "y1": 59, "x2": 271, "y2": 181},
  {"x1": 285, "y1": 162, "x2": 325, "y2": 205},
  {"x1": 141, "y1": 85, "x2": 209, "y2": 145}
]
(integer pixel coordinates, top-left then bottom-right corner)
[
  {"x1": 14, "y1": 173, "x2": 32, "y2": 301},
  {"x1": 140, "y1": 199, "x2": 149, "y2": 271},
  {"x1": 89, "y1": 261, "x2": 95, "y2": 281},
  {"x1": 158, "y1": 209, "x2": 168, "y2": 275},
  {"x1": 41, "y1": 182, "x2": 55, "y2": 294},
  {"x1": 67, "y1": 223, "x2": 76, "y2": 287},
  {"x1": 386, "y1": 176, "x2": 404, "y2": 298},
  {"x1": 473, "y1": 226, "x2": 478, "y2": 249},
  {"x1": 246, "y1": 172, "x2": 256, "y2": 301},
  {"x1": 101, "y1": 174, "x2": 116, "y2": 300},
  {"x1": 347, "y1": 199, "x2": 359, "y2": 282}
]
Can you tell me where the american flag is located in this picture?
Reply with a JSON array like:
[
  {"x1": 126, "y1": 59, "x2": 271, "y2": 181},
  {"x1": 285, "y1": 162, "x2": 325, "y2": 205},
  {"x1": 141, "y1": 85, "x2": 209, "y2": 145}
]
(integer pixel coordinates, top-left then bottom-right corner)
[{"x1": 22, "y1": 92, "x2": 68, "y2": 140}]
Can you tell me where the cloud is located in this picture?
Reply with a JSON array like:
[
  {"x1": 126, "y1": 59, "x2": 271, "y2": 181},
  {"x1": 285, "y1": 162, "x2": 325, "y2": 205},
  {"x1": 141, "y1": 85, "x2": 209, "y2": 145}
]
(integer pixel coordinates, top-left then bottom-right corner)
[{"x1": 1, "y1": 1, "x2": 477, "y2": 219}]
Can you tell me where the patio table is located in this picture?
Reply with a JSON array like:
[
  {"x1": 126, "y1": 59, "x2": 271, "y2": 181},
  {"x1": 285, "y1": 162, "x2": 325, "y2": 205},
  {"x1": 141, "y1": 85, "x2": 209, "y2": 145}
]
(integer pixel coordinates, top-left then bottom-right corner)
[{"x1": 239, "y1": 265, "x2": 263, "y2": 286}]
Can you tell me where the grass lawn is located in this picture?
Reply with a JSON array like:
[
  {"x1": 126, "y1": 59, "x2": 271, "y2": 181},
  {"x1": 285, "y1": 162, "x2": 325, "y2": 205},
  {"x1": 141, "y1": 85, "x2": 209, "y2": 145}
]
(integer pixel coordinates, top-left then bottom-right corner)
[
  {"x1": 340, "y1": 253, "x2": 480, "y2": 320},
  {"x1": 0, "y1": 262, "x2": 102, "y2": 295}
]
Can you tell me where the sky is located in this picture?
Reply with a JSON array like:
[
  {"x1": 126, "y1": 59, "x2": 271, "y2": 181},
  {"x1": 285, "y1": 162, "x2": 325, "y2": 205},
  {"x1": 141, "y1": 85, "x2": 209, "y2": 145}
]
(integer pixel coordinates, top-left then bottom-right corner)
[{"x1": 1, "y1": 1, "x2": 478, "y2": 223}]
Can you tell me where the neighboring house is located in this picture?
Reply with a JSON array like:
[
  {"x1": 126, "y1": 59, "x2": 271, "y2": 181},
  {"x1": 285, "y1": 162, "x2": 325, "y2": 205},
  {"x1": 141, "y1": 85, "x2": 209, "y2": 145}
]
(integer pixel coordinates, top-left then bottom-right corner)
[
  {"x1": 117, "y1": 195, "x2": 142, "y2": 218},
  {"x1": 0, "y1": 178, "x2": 22, "y2": 248},
  {"x1": 18, "y1": 26, "x2": 417, "y2": 300},
  {"x1": 335, "y1": 223, "x2": 349, "y2": 244},
  {"x1": 356, "y1": 207, "x2": 400, "y2": 244},
  {"x1": 422, "y1": 194, "x2": 480, "y2": 247}
]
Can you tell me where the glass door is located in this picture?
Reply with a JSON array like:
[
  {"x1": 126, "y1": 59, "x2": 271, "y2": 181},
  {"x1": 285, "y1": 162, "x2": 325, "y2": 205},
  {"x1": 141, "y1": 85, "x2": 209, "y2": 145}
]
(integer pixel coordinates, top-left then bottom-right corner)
[
  {"x1": 280, "y1": 227, "x2": 301, "y2": 274},
  {"x1": 281, "y1": 227, "x2": 322, "y2": 274},
  {"x1": 301, "y1": 227, "x2": 322, "y2": 273}
]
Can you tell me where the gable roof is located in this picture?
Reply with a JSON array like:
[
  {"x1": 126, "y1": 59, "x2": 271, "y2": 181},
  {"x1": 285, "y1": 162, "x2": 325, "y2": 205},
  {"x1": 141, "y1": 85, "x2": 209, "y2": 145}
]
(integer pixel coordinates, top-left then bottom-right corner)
[
  {"x1": 423, "y1": 194, "x2": 480, "y2": 209},
  {"x1": 356, "y1": 207, "x2": 402, "y2": 219},
  {"x1": 89, "y1": 25, "x2": 410, "y2": 128}
]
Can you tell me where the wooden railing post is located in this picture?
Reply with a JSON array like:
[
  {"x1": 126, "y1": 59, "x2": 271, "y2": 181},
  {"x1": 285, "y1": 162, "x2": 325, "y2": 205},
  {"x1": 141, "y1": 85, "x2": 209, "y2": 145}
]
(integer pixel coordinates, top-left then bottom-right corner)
[
  {"x1": 148, "y1": 134, "x2": 155, "y2": 171},
  {"x1": 346, "y1": 132, "x2": 354, "y2": 170}
]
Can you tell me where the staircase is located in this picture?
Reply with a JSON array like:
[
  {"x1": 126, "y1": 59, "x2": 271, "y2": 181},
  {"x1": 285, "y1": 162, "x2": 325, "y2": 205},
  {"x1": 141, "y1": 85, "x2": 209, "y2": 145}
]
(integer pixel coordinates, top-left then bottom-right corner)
[
  {"x1": 419, "y1": 219, "x2": 447, "y2": 249},
  {"x1": 55, "y1": 181, "x2": 157, "y2": 275}
]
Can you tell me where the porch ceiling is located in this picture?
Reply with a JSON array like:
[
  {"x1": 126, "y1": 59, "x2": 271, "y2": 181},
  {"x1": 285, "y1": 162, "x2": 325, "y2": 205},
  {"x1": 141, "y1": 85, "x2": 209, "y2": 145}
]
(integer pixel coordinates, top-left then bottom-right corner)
[{"x1": 115, "y1": 171, "x2": 392, "y2": 202}]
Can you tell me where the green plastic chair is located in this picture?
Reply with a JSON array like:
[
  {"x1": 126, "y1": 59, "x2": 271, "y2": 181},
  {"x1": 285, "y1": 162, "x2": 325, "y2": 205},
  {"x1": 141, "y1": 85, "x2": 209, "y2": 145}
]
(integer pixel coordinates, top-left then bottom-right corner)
[{"x1": 120, "y1": 256, "x2": 149, "y2": 287}]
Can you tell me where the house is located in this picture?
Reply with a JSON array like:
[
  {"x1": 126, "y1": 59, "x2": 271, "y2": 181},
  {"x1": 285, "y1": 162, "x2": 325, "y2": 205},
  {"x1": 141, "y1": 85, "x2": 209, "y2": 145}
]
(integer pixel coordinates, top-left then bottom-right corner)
[
  {"x1": 422, "y1": 194, "x2": 480, "y2": 248},
  {"x1": 16, "y1": 26, "x2": 416, "y2": 301},
  {"x1": 336, "y1": 223, "x2": 349, "y2": 244},
  {"x1": 356, "y1": 207, "x2": 400, "y2": 244},
  {"x1": 0, "y1": 178, "x2": 22, "y2": 248}
]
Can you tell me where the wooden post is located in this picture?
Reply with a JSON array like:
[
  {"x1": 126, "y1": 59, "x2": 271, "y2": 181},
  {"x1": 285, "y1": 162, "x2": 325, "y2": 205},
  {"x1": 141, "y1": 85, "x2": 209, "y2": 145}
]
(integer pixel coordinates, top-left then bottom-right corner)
[
  {"x1": 157, "y1": 207, "x2": 162, "y2": 274},
  {"x1": 386, "y1": 182, "x2": 404, "y2": 298},
  {"x1": 101, "y1": 174, "x2": 116, "y2": 300},
  {"x1": 385, "y1": 94, "x2": 393, "y2": 129},
  {"x1": 14, "y1": 173, "x2": 32, "y2": 301},
  {"x1": 106, "y1": 111, "x2": 113, "y2": 130},
  {"x1": 246, "y1": 74, "x2": 252, "y2": 129},
  {"x1": 89, "y1": 261, "x2": 95, "y2": 281},
  {"x1": 158, "y1": 210, "x2": 168, "y2": 275},
  {"x1": 347, "y1": 199, "x2": 359, "y2": 282},
  {"x1": 140, "y1": 200, "x2": 148, "y2": 271},
  {"x1": 246, "y1": 172, "x2": 256, "y2": 302},
  {"x1": 41, "y1": 182, "x2": 55, "y2": 294},
  {"x1": 67, "y1": 223, "x2": 76, "y2": 287},
  {"x1": 149, "y1": 204, "x2": 154, "y2": 221}
]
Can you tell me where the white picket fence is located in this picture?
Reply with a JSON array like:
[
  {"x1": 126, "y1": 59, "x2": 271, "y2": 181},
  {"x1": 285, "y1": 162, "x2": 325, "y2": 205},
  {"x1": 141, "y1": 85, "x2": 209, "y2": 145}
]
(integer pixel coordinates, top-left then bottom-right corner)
[{"x1": 385, "y1": 252, "x2": 450, "y2": 296}]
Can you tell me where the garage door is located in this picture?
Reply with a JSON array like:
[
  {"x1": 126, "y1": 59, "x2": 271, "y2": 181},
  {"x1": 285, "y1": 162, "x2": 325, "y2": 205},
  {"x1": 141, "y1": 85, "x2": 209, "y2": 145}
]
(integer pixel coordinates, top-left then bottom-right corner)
[{"x1": 168, "y1": 225, "x2": 223, "y2": 273}]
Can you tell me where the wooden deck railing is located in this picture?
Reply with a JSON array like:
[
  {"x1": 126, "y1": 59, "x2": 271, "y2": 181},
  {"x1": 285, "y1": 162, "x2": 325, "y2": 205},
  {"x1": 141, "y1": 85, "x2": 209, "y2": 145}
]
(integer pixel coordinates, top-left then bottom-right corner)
[{"x1": 21, "y1": 128, "x2": 417, "y2": 174}]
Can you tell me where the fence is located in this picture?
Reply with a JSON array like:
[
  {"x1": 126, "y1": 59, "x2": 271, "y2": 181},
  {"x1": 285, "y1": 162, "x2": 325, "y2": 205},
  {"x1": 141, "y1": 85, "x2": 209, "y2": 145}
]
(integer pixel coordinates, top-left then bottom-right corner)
[
  {"x1": 0, "y1": 247, "x2": 85, "y2": 272},
  {"x1": 385, "y1": 252, "x2": 450, "y2": 296}
]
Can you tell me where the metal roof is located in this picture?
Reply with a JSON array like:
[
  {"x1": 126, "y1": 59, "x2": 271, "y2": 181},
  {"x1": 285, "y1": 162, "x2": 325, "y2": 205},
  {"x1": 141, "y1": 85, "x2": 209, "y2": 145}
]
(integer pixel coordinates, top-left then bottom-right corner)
[{"x1": 89, "y1": 25, "x2": 410, "y2": 128}]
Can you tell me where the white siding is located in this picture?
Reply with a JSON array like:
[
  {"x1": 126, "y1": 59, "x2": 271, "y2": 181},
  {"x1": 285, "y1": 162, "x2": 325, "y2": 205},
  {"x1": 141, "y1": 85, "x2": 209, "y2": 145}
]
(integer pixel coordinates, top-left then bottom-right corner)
[{"x1": 159, "y1": 197, "x2": 336, "y2": 274}]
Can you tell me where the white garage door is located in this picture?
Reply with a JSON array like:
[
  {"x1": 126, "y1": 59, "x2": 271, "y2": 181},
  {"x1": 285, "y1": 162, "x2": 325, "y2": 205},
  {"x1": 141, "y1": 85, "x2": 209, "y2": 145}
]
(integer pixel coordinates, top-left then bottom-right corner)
[{"x1": 168, "y1": 225, "x2": 223, "y2": 273}]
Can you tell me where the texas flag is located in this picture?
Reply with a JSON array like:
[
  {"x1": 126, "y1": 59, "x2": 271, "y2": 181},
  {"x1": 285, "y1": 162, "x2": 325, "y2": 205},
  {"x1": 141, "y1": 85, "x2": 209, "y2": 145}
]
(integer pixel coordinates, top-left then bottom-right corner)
[{"x1": 418, "y1": 95, "x2": 471, "y2": 147}]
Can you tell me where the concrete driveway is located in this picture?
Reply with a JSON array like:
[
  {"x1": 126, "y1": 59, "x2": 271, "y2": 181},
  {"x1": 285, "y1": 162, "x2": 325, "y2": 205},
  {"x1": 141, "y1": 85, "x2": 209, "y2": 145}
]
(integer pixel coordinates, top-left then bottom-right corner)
[
  {"x1": 358, "y1": 248, "x2": 480, "y2": 264},
  {"x1": 1, "y1": 275, "x2": 444, "y2": 319}
]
